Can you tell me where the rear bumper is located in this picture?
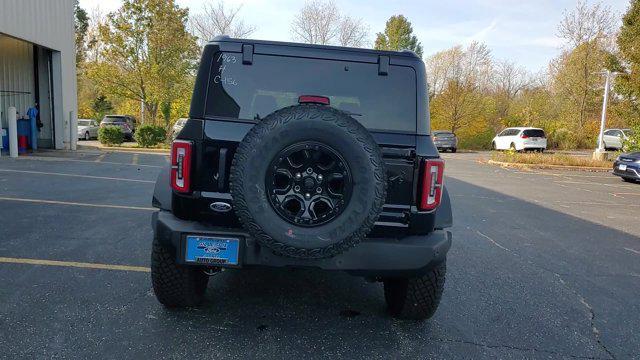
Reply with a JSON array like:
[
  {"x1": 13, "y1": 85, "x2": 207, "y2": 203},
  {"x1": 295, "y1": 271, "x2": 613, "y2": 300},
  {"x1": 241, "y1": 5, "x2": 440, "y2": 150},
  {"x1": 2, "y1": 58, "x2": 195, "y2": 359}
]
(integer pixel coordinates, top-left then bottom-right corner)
[
  {"x1": 152, "y1": 210, "x2": 452, "y2": 278},
  {"x1": 434, "y1": 141, "x2": 456, "y2": 149},
  {"x1": 521, "y1": 142, "x2": 547, "y2": 149}
]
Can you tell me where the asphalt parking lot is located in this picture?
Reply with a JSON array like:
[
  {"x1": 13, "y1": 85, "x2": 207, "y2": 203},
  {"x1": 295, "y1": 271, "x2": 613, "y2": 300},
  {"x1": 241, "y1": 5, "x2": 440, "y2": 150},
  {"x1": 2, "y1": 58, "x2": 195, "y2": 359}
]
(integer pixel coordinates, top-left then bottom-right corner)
[{"x1": 1, "y1": 150, "x2": 639, "y2": 359}]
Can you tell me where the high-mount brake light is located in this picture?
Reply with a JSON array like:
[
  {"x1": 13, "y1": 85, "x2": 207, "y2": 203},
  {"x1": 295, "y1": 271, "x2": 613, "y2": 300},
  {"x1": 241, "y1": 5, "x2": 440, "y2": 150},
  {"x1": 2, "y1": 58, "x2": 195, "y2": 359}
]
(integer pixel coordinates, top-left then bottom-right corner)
[
  {"x1": 298, "y1": 95, "x2": 330, "y2": 105},
  {"x1": 171, "y1": 140, "x2": 193, "y2": 193},
  {"x1": 419, "y1": 159, "x2": 445, "y2": 211}
]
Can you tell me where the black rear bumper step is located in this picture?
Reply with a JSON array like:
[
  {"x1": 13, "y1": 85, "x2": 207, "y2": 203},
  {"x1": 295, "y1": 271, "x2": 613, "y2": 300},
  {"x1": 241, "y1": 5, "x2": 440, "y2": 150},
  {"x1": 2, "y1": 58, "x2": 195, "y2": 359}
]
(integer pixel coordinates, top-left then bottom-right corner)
[{"x1": 152, "y1": 210, "x2": 451, "y2": 278}]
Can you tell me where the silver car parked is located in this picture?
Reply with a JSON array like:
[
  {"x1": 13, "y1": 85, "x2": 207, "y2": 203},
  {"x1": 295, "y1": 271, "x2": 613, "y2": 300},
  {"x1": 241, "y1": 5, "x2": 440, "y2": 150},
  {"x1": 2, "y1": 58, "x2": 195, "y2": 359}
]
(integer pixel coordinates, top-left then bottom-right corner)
[
  {"x1": 77, "y1": 119, "x2": 99, "y2": 140},
  {"x1": 603, "y1": 129, "x2": 633, "y2": 150},
  {"x1": 433, "y1": 130, "x2": 458, "y2": 153}
]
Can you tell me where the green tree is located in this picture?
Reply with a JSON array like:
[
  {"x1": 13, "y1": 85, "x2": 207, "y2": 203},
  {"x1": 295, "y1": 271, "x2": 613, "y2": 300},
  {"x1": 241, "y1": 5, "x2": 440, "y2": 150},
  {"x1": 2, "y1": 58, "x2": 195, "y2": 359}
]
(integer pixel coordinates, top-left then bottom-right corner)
[
  {"x1": 374, "y1": 15, "x2": 422, "y2": 57},
  {"x1": 87, "y1": 0, "x2": 199, "y2": 124},
  {"x1": 74, "y1": 0, "x2": 89, "y2": 65},
  {"x1": 617, "y1": 0, "x2": 640, "y2": 125},
  {"x1": 91, "y1": 95, "x2": 114, "y2": 120}
]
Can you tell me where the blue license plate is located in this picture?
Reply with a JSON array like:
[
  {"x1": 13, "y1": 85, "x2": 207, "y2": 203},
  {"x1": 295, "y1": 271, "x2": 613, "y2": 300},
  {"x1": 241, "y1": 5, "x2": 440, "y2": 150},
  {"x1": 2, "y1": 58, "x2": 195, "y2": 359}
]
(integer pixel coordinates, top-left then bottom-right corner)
[{"x1": 185, "y1": 236, "x2": 240, "y2": 265}]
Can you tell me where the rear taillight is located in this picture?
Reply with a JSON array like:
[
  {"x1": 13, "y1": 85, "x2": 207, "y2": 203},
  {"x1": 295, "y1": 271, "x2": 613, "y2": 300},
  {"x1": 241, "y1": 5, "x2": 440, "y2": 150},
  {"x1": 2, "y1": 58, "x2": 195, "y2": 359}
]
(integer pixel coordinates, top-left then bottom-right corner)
[
  {"x1": 520, "y1": 134, "x2": 529, "y2": 139},
  {"x1": 419, "y1": 159, "x2": 445, "y2": 211},
  {"x1": 171, "y1": 140, "x2": 193, "y2": 193}
]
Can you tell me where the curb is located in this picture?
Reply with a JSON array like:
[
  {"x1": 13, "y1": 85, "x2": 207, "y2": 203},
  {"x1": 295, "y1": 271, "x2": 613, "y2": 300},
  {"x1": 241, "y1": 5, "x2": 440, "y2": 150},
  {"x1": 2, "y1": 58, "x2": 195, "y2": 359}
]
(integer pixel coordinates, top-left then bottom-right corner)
[
  {"x1": 486, "y1": 159, "x2": 612, "y2": 172},
  {"x1": 77, "y1": 144, "x2": 169, "y2": 154}
]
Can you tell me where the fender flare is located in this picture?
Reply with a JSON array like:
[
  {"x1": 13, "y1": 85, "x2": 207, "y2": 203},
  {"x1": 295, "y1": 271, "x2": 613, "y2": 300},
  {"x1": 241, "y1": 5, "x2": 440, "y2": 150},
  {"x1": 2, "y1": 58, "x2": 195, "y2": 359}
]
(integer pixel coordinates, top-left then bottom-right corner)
[
  {"x1": 152, "y1": 165, "x2": 172, "y2": 211},
  {"x1": 434, "y1": 186, "x2": 453, "y2": 229}
]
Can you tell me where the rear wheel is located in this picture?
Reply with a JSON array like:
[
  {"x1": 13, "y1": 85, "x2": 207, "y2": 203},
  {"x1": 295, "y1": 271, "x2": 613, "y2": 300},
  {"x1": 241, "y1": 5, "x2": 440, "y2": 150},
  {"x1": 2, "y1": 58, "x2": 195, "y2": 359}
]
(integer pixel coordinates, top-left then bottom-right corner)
[
  {"x1": 384, "y1": 261, "x2": 446, "y2": 320},
  {"x1": 509, "y1": 143, "x2": 516, "y2": 151},
  {"x1": 151, "y1": 237, "x2": 209, "y2": 307},
  {"x1": 84, "y1": 132, "x2": 90, "y2": 141},
  {"x1": 451, "y1": 148, "x2": 457, "y2": 153},
  {"x1": 491, "y1": 142, "x2": 497, "y2": 151}
]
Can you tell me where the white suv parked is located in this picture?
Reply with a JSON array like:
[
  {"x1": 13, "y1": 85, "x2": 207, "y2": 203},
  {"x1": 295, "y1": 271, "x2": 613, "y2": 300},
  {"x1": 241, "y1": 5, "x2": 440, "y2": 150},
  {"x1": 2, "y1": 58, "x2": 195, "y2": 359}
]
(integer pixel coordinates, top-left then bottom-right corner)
[{"x1": 492, "y1": 127, "x2": 547, "y2": 152}]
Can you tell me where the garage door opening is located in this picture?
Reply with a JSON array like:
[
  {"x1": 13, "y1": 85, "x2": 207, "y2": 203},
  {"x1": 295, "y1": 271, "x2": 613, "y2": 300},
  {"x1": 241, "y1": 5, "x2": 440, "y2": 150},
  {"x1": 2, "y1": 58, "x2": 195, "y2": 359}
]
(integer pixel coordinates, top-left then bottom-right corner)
[{"x1": 1, "y1": 34, "x2": 55, "y2": 150}]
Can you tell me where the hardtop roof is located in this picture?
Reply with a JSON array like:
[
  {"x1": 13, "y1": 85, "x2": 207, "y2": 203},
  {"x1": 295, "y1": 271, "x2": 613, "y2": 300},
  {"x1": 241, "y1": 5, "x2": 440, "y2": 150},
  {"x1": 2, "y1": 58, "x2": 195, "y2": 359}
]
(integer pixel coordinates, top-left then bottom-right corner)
[{"x1": 207, "y1": 36, "x2": 421, "y2": 59}]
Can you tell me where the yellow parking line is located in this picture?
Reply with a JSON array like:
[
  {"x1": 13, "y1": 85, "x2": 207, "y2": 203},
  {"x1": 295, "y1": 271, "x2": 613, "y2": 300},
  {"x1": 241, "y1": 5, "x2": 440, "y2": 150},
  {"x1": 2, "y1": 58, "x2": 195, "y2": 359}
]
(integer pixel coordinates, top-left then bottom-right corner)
[
  {"x1": 132, "y1": 153, "x2": 139, "y2": 165},
  {"x1": 94, "y1": 153, "x2": 107, "y2": 163},
  {"x1": 0, "y1": 257, "x2": 150, "y2": 272},
  {"x1": 0, "y1": 169, "x2": 154, "y2": 183},
  {"x1": 0, "y1": 196, "x2": 155, "y2": 211}
]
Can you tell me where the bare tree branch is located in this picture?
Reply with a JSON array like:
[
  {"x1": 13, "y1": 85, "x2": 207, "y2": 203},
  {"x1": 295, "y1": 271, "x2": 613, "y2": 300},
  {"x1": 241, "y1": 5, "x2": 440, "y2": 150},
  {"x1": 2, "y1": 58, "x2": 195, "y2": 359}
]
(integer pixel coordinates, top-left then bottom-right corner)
[
  {"x1": 338, "y1": 16, "x2": 369, "y2": 47},
  {"x1": 291, "y1": 0, "x2": 340, "y2": 45},
  {"x1": 190, "y1": 0, "x2": 256, "y2": 45}
]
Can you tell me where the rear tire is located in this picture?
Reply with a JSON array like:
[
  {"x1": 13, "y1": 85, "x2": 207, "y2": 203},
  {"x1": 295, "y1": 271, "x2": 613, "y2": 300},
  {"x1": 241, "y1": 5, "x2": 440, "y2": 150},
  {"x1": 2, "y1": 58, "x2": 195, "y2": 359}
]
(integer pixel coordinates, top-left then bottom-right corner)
[
  {"x1": 509, "y1": 143, "x2": 516, "y2": 152},
  {"x1": 84, "y1": 132, "x2": 90, "y2": 141},
  {"x1": 491, "y1": 142, "x2": 497, "y2": 151},
  {"x1": 151, "y1": 237, "x2": 209, "y2": 308},
  {"x1": 384, "y1": 261, "x2": 446, "y2": 320},
  {"x1": 451, "y1": 148, "x2": 457, "y2": 153}
]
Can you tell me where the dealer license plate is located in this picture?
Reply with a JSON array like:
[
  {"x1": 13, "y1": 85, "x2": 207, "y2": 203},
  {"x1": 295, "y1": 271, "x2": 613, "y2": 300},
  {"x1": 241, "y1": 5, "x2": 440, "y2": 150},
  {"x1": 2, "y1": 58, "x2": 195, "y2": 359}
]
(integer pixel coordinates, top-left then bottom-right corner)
[{"x1": 185, "y1": 236, "x2": 240, "y2": 265}]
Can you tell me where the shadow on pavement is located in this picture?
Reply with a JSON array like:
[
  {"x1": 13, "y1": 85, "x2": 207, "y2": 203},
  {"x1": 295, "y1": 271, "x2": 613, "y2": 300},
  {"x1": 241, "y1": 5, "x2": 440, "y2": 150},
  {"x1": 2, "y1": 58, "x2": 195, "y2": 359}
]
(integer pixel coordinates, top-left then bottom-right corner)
[{"x1": 1, "y1": 176, "x2": 639, "y2": 358}]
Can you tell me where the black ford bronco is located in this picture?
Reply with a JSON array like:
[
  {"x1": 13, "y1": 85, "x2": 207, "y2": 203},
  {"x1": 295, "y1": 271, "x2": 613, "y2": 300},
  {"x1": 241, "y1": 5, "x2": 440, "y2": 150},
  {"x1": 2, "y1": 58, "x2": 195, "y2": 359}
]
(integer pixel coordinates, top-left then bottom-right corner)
[{"x1": 150, "y1": 36, "x2": 453, "y2": 320}]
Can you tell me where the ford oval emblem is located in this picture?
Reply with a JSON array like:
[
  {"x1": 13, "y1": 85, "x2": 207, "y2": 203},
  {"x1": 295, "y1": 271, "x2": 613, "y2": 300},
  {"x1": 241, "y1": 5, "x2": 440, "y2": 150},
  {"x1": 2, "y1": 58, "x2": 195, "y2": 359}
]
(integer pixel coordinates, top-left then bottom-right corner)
[{"x1": 210, "y1": 202, "x2": 232, "y2": 213}]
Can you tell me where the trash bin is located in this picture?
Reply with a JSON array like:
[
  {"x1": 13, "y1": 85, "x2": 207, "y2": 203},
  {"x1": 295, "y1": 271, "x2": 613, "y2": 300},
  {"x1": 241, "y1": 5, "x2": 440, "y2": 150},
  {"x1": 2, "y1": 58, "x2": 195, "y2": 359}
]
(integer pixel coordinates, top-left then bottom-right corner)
[
  {"x1": 17, "y1": 119, "x2": 31, "y2": 150},
  {"x1": 18, "y1": 135, "x2": 28, "y2": 153}
]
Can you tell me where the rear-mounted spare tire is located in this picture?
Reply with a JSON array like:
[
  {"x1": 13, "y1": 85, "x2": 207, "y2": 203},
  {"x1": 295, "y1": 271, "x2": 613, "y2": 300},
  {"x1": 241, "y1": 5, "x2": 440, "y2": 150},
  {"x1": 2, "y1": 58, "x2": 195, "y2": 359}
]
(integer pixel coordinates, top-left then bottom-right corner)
[{"x1": 230, "y1": 104, "x2": 387, "y2": 259}]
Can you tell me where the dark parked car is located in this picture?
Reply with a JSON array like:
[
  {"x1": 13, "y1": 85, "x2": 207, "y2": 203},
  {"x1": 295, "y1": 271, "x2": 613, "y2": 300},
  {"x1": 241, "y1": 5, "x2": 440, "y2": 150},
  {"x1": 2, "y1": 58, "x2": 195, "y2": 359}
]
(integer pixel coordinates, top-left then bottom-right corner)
[
  {"x1": 613, "y1": 152, "x2": 640, "y2": 183},
  {"x1": 100, "y1": 115, "x2": 137, "y2": 140},
  {"x1": 433, "y1": 130, "x2": 458, "y2": 152},
  {"x1": 150, "y1": 37, "x2": 453, "y2": 320}
]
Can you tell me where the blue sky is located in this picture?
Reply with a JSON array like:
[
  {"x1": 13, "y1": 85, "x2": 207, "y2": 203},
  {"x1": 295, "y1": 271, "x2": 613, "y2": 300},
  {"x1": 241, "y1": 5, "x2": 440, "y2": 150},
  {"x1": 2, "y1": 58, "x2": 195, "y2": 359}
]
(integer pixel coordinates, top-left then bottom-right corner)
[{"x1": 80, "y1": 0, "x2": 632, "y2": 72}]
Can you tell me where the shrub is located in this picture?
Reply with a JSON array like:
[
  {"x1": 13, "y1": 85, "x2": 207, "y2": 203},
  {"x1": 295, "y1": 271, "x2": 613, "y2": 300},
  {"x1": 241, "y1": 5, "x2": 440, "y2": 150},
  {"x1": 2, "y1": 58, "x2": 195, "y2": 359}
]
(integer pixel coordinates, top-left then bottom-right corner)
[
  {"x1": 98, "y1": 126, "x2": 124, "y2": 146},
  {"x1": 622, "y1": 125, "x2": 640, "y2": 152},
  {"x1": 491, "y1": 151, "x2": 611, "y2": 168},
  {"x1": 134, "y1": 124, "x2": 167, "y2": 148}
]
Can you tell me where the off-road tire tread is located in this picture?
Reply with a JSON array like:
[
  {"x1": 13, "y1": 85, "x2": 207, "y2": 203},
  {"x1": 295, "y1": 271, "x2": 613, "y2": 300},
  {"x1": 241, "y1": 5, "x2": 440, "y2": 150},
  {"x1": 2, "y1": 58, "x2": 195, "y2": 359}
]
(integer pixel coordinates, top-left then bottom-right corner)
[
  {"x1": 230, "y1": 104, "x2": 387, "y2": 259},
  {"x1": 384, "y1": 261, "x2": 446, "y2": 320},
  {"x1": 151, "y1": 238, "x2": 208, "y2": 307}
]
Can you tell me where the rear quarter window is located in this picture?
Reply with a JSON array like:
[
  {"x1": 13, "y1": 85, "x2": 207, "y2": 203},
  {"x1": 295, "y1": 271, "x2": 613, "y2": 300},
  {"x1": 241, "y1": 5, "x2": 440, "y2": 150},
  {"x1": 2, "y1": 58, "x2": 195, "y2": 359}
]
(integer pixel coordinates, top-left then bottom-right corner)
[{"x1": 204, "y1": 52, "x2": 417, "y2": 133}]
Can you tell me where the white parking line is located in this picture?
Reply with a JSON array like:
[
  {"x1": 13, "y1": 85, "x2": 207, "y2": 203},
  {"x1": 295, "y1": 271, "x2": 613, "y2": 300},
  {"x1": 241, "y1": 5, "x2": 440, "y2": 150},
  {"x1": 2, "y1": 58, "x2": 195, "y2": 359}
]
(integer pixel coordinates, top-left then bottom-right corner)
[
  {"x1": 0, "y1": 169, "x2": 154, "y2": 183},
  {"x1": 9, "y1": 156, "x2": 162, "y2": 168},
  {"x1": 0, "y1": 196, "x2": 155, "y2": 211},
  {"x1": 132, "y1": 153, "x2": 139, "y2": 165}
]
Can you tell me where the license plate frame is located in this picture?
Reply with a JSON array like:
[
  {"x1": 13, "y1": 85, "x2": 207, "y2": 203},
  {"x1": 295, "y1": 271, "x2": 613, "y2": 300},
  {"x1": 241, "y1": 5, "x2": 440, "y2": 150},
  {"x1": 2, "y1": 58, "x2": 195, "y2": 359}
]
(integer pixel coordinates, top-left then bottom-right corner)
[{"x1": 184, "y1": 235, "x2": 241, "y2": 266}]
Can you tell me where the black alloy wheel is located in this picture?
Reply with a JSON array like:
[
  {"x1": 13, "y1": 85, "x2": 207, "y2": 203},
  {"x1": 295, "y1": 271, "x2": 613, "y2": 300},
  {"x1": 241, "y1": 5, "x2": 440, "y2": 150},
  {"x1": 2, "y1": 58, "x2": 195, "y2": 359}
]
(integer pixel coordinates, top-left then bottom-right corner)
[{"x1": 265, "y1": 141, "x2": 353, "y2": 227}]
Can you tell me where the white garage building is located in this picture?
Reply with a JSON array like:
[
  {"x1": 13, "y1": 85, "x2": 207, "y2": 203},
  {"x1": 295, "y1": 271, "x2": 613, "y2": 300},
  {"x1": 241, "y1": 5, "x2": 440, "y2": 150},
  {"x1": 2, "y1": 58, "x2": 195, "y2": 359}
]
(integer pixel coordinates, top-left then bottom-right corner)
[{"x1": 0, "y1": 0, "x2": 77, "y2": 150}]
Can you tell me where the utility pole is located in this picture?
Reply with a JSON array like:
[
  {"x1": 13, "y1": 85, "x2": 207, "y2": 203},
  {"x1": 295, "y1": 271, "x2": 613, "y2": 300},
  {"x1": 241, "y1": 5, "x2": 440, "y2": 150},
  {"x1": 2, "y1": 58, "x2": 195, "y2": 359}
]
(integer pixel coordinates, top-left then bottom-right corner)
[
  {"x1": 593, "y1": 70, "x2": 621, "y2": 160},
  {"x1": 140, "y1": 98, "x2": 145, "y2": 125}
]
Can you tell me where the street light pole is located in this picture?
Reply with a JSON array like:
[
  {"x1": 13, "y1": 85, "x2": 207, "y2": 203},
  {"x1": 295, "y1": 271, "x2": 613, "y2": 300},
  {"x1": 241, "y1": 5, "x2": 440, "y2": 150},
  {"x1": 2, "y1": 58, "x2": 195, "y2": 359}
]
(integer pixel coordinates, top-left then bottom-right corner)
[{"x1": 594, "y1": 70, "x2": 621, "y2": 159}]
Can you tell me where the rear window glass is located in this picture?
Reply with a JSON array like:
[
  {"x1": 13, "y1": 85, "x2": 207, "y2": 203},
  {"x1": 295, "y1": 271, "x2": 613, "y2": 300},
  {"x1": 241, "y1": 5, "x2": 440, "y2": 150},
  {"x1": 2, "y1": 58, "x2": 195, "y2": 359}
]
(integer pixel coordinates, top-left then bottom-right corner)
[
  {"x1": 434, "y1": 131, "x2": 454, "y2": 137},
  {"x1": 204, "y1": 52, "x2": 417, "y2": 133},
  {"x1": 103, "y1": 117, "x2": 125, "y2": 123},
  {"x1": 523, "y1": 129, "x2": 545, "y2": 137}
]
